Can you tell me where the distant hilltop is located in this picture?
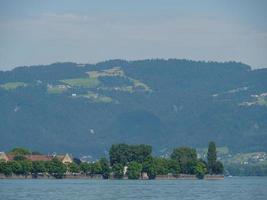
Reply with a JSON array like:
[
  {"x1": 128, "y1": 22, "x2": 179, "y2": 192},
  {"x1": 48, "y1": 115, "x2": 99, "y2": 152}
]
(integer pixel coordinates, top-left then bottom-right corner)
[{"x1": 0, "y1": 59, "x2": 267, "y2": 157}]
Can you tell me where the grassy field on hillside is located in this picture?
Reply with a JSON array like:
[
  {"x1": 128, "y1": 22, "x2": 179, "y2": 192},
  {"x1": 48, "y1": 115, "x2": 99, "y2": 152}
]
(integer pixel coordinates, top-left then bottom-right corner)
[
  {"x1": 77, "y1": 91, "x2": 113, "y2": 103},
  {"x1": 47, "y1": 85, "x2": 68, "y2": 94},
  {"x1": 0, "y1": 82, "x2": 27, "y2": 90},
  {"x1": 61, "y1": 77, "x2": 100, "y2": 88}
]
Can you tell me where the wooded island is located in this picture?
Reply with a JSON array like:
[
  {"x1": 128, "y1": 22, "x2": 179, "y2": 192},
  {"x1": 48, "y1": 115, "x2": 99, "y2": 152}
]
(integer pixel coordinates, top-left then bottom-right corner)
[{"x1": 0, "y1": 142, "x2": 223, "y2": 179}]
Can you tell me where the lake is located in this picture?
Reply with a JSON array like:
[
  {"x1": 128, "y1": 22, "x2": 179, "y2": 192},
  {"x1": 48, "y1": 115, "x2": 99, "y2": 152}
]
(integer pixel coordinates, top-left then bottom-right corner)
[{"x1": 0, "y1": 177, "x2": 267, "y2": 200}]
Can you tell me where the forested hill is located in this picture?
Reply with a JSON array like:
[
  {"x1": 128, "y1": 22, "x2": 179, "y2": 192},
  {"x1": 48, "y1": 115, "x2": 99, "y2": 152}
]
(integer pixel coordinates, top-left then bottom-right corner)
[{"x1": 0, "y1": 59, "x2": 267, "y2": 158}]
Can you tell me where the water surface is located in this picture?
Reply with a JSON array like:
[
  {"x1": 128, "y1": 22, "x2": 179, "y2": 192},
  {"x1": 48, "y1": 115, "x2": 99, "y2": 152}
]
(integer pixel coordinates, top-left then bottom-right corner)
[{"x1": 0, "y1": 177, "x2": 266, "y2": 200}]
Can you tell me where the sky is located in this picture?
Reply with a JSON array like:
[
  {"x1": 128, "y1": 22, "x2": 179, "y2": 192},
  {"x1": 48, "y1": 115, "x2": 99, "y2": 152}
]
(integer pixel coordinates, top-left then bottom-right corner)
[{"x1": 0, "y1": 0, "x2": 267, "y2": 70}]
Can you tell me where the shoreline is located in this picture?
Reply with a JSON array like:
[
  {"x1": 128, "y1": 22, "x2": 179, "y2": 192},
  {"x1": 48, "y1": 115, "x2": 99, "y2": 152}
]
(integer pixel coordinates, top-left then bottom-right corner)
[{"x1": 0, "y1": 174, "x2": 224, "y2": 180}]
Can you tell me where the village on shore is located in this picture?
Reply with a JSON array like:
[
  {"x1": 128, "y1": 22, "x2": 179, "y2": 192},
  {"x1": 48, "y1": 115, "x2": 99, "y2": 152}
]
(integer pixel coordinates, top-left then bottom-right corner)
[{"x1": 0, "y1": 142, "x2": 224, "y2": 180}]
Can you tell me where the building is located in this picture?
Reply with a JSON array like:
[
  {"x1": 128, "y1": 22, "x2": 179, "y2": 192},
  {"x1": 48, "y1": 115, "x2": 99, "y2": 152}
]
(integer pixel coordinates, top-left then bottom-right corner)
[
  {"x1": 56, "y1": 154, "x2": 73, "y2": 164},
  {"x1": 0, "y1": 152, "x2": 9, "y2": 162},
  {"x1": 0, "y1": 152, "x2": 73, "y2": 163}
]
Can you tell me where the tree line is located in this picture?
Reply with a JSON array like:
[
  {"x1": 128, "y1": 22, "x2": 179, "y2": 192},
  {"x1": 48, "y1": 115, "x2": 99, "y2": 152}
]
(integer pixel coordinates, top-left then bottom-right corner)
[
  {"x1": 0, "y1": 142, "x2": 223, "y2": 179},
  {"x1": 109, "y1": 142, "x2": 223, "y2": 179}
]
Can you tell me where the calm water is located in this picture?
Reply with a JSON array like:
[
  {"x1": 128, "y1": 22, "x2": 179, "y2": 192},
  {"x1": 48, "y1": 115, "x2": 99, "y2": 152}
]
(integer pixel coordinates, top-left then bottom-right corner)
[{"x1": 0, "y1": 177, "x2": 267, "y2": 200}]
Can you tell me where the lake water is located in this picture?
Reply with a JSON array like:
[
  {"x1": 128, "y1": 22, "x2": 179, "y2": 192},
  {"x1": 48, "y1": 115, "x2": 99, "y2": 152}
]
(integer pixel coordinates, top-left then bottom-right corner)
[{"x1": 0, "y1": 177, "x2": 267, "y2": 200}]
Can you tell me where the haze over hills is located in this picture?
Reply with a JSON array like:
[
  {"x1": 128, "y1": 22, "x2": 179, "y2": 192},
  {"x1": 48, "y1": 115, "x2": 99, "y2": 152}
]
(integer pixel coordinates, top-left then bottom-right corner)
[{"x1": 0, "y1": 59, "x2": 267, "y2": 158}]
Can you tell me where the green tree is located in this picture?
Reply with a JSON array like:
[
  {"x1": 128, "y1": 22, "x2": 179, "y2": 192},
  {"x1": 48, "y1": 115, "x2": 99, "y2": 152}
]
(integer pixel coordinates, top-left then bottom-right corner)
[
  {"x1": 0, "y1": 161, "x2": 12, "y2": 176},
  {"x1": 9, "y1": 161, "x2": 23, "y2": 175},
  {"x1": 19, "y1": 160, "x2": 33, "y2": 175},
  {"x1": 171, "y1": 147, "x2": 197, "y2": 174},
  {"x1": 185, "y1": 160, "x2": 198, "y2": 174},
  {"x1": 99, "y1": 157, "x2": 110, "y2": 179},
  {"x1": 142, "y1": 156, "x2": 156, "y2": 179},
  {"x1": 130, "y1": 144, "x2": 152, "y2": 163},
  {"x1": 9, "y1": 147, "x2": 31, "y2": 155},
  {"x1": 68, "y1": 163, "x2": 80, "y2": 173},
  {"x1": 13, "y1": 155, "x2": 27, "y2": 161},
  {"x1": 207, "y1": 141, "x2": 217, "y2": 174},
  {"x1": 146, "y1": 166, "x2": 156, "y2": 179},
  {"x1": 127, "y1": 161, "x2": 142, "y2": 179},
  {"x1": 195, "y1": 161, "x2": 207, "y2": 179},
  {"x1": 109, "y1": 144, "x2": 152, "y2": 166},
  {"x1": 167, "y1": 159, "x2": 181, "y2": 176},
  {"x1": 32, "y1": 161, "x2": 46, "y2": 174},
  {"x1": 91, "y1": 162, "x2": 102, "y2": 174},
  {"x1": 213, "y1": 161, "x2": 224, "y2": 174},
  {"x1": 109, "y1": 144, "x2": 130, "y2": 166},
  {"x1": 154, "y1": 157, "x2": 169, "y2": 175},
  {"x1": 80, "y1": 162, "x2": 91, "y2": 174},
  {"x1": 112, "y1": 163, "x2": 124, "y2": 179},
  {"x1": 46, "y1": 159, "x2": 67, "y2": 178}
]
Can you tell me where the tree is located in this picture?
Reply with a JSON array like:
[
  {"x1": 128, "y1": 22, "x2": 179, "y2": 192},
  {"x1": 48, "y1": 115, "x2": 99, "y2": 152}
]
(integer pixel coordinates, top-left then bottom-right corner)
[
  {"x1": 109, "y1": 144, "x2": 130, "y2": 166},
  {"x1": 91, "y1": 162, "x2": 102, "y2": 174},
  {"x1": 167, "y1": 159, "x2": 180, "y2": 176},
  {"x1": 9, "y1": 147, "x2": 31, "y2": 155},
  {"x1": 171, "y1": 147, "x2": 197, "y2": 174},
  {"x1": 142, "y1": 156, "x2": 156, "y2": 179},
  {"x1": 206, "y1": 142, "x2": 224, "y2": 174},
  {"x1": 9, "y1": 161, "x2": 23, "y2": 175},
  {"x1": 0, "y1": 161, "x2": 12, "y2": 176},
  {"x1": 109, "y1": 144, "x2": 152, "y2": 166},
  {"x1": 46, "y1": 159, "x2": 67, "y2": 178},
  {"x1": 68, "y1": 163, "x2": 79, "y2": 173},
  {"x1": 127, "y1": 161, "x2": 142, "y2": 179},
  {"x1": 130, "y1": 144, "x2": 152, "y2": 164},
  {"x1": 146, "y1": 166, "x2": 156, "y2": 179},
  {"x1": 207, "y1": 141, "x2": 217, "y2": 174},
  {"x1": 153, "y1": 157, "x2": 169, "y2": 175},
  {"x1": 13, "y1": 155, "x2": 27, "y2": 161},
  {"x1": 195, "y1": 161, "x2": 207, "y2": 179},
  {"x1": 80, "y1": 162, "x2": 91, "y2": 174},
  {"x1": 99, "y1": 157, "x2": 110, "y2": 179},
  {"x1": 213, "y1": 161, "x2": 224, "y2": 174},
  {"x1": 19, "y1": 160, "x2": 33, "y2": 175},
  {"x1": 32, "y1": 161, "x2": 46, "y2": 174},
  {"x1": 185, "y1": 160, "x2": 198, "y2": 174},
  {"x1": 112, "y1": 163, "x2": 124, "y2": 179}
]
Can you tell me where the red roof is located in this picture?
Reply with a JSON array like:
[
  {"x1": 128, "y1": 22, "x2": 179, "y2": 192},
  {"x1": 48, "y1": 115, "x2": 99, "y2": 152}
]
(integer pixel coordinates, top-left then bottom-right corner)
[
  {"x1": 6, "y1": 154, "x2": 54, "y2": 161},
  {"x1": 5, "y1": 154, "x2": 70, "y2": 162},
  {"x1": 25, "y1": 155, "x2": 53, "y2": 161}
]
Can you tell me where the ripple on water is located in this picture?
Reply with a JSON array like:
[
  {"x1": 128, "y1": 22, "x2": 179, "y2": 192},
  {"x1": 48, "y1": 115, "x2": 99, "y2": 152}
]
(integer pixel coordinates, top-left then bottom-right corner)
[{"x1": 0, "y1": 177, "x2": 267, "y2": 200}]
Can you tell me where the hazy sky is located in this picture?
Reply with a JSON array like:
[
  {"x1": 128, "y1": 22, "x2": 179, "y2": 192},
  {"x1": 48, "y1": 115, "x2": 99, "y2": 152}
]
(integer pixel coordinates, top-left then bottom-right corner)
[{"x1": 0, "y1": 0, "x2": 267, "y2": 70}]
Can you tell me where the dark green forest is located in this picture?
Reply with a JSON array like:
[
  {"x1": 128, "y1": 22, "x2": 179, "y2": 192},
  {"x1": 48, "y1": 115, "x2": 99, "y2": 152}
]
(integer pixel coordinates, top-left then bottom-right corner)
[{"x1": 0, "y1": 59, "x2": 267, "y2": 157}]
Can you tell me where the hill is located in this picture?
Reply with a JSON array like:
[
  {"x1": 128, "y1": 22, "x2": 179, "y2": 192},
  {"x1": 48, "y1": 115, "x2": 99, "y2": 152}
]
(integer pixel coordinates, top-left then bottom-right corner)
[{"x1": 0, "y1": 59, "x2": 267, "y2": 158}]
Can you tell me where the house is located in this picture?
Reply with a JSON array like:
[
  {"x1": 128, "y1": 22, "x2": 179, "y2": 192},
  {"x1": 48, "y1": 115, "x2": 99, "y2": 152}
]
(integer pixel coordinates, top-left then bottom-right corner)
[
  {"x1": 0, "y1": 152, "x2": 73, "y2": 163},
  {"x1": 0, "y1": 152, "x2": 9, "y2": 162},
  {"x1": 56, "y1": 154, "x2": 73, "y2": 164}
]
